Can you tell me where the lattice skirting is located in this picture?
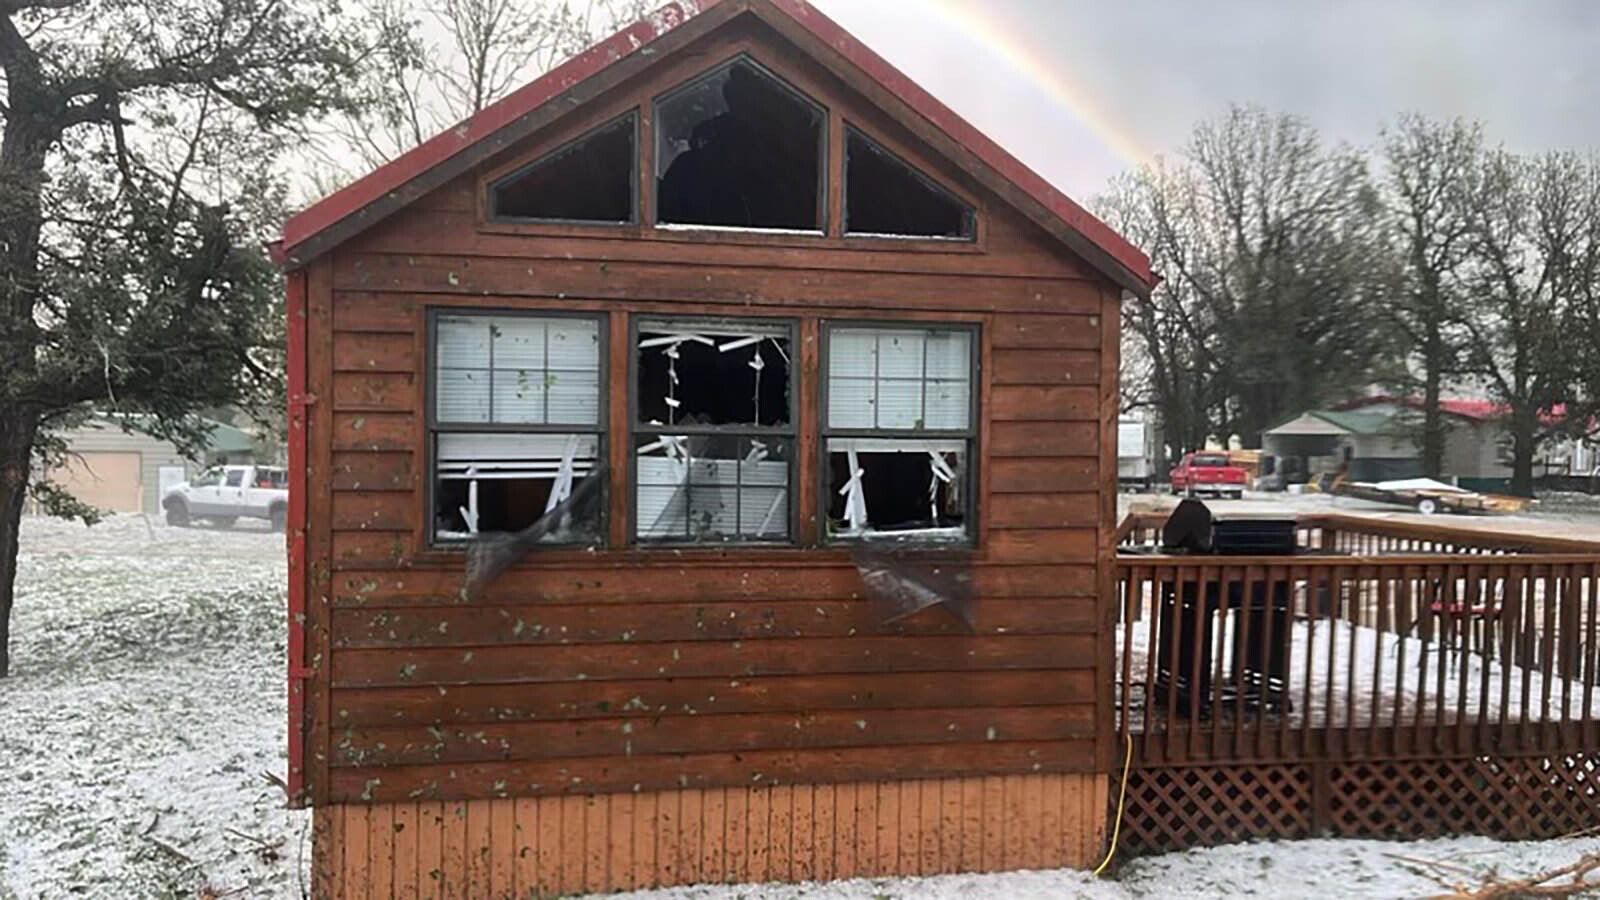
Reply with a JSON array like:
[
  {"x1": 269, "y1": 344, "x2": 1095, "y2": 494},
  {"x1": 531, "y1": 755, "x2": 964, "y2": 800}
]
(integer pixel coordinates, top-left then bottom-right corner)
[{"x1": 1117, "y1": 754, "x2": 1599, "y2": 854}]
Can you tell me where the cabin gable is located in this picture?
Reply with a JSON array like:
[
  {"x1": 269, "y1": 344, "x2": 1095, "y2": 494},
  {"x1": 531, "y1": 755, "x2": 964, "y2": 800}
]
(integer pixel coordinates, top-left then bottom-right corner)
[{"x1": 291, "y1": 2, "x2": 1137, "y2": 892}]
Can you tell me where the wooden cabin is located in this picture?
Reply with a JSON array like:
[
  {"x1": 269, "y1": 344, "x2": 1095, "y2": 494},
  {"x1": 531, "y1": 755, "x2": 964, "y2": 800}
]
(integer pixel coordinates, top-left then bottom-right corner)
[{"x1": 278, "y1": 1, "x2": 1155, "y2": 894}]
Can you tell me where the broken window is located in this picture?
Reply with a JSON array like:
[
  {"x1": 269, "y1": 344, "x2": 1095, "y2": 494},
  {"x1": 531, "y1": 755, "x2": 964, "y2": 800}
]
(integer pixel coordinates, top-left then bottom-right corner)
[
  {"x1": 634, "y1": 318, "x2": 795, "y2": 543},
  {"x1": 430, "y1": 312, "x2": 605, "y2": 543},
  {"x1": 488, "y1": 111, "x2": 637, "y2": 224},
  {"x1": 655, "y1": 57, "x2": 825, "y2": 232},
  {"x1": 824, "y1": 325, "x2": 976, "y2": 542},
  {"x1": 844, "y1": 127, "x2": 975, "y2": 240}
]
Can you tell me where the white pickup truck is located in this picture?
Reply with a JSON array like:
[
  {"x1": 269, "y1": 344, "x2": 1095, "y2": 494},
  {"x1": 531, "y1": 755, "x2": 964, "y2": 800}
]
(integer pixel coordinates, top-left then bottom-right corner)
[{"x1": 162, "y1": 464, "x2": 289, "y2": 531}]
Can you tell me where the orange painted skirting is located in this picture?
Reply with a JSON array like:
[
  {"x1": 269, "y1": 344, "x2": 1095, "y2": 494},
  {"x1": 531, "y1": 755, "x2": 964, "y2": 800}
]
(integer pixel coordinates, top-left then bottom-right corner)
[{"x1": 313, "y1": 773, "x2": 1107, "y2": 898}]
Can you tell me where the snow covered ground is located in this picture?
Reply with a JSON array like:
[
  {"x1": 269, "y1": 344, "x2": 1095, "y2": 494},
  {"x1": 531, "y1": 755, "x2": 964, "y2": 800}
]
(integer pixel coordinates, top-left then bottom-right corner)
[
  {"x1": 581, "y1": 835, "x2": 1600, "y2": 899},
  {"x1": 3, "y1": 512, "x2": 1598, "y2": 899},
  {"x1": 0, "y1": 514, "x2": 308, "y2": 898}
]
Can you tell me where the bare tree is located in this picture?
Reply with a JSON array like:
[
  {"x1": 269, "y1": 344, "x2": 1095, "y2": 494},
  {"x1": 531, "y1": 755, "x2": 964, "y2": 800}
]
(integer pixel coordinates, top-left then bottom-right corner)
[
  {"x1": 1381, "y1": 114, "x2": 1483, "y2": 477},
  {"x1": 1119, "y1": 107, "x2": 1396, "y2": 450},
  {"x1": 1457, "y1": 149, "x2": 1598, "y2": 495},
  {"x1": 310, "y1": 0, "x2": 649, "y2": 187}
]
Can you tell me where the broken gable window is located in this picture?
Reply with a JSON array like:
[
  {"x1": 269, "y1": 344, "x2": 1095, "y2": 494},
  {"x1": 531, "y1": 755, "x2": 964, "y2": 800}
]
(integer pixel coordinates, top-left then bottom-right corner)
[
  {"x1": 430, "y1": 312, "x2": 605, "y2": 543},
  {"x1": 488, "y1": 111, "x2": 637, "y2": 224},
  {"x1": 654, "y1": 57, "x2": 825, "y2": 232},
  {"x1": 823, "y1": 325, "x2": 976, "y2": 542},
  {"x1": 844, "y1": 128, "x2": 975, "y2": 240},
  {"x1": 634, "y1": 318, "x2": 795, "y2": 542}
]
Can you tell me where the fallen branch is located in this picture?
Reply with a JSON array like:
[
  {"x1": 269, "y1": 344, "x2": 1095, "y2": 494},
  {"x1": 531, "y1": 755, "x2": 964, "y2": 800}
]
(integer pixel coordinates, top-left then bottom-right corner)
[{"x1": 1419, "y1": 852, "x2": 1600, "y2": 899}]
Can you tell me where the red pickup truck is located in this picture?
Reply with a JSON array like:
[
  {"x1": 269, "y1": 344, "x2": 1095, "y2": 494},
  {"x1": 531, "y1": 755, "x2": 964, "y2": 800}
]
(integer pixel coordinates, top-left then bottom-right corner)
[{"x1": 1169, "y1": 452, "x2": 1247, "y2": 500}]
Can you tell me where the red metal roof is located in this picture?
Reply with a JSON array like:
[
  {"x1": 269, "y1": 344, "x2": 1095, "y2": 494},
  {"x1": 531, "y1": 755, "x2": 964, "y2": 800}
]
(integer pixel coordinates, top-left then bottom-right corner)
[{"x1": 280, "y1": 0, "x2": 1155, "y2": 294}]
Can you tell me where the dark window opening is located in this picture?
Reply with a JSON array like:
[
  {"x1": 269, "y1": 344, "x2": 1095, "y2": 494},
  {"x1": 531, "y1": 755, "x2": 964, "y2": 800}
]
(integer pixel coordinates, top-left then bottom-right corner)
[
  {"x1": 1193, "y1": 454, "x2": 1231, "y2": 468},
  {"x1": 433, "y1": 433, "x2": 603, "y2": 543},
  {"x1": 845, "y1": 128, "x2": 975, "y2": 240},
  {"x1": 826, "y1": 443, "x2": 969, "y2": 541},
  {"x1": 655, "y1": 57, "x2": 824, "y2": 231},
  {"x1": 635, "y1": 320, "x2": 791, "y2": 427},
  {"x1": 489, "y1": 112, "x2": 637, "y2": 223}
]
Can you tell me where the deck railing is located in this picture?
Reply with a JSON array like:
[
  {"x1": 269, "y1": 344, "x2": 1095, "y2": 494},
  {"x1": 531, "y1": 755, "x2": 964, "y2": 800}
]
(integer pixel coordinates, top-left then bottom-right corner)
[{"x1": 1115, "y1": 517, "x2": 1600, "y2": 766}]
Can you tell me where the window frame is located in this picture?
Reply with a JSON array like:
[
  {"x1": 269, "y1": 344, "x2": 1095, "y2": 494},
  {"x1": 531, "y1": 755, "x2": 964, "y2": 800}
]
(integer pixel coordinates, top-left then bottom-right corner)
[
  {"x1": 424, "y1": 307, "x2": 610, "y2": 548},
  {"x1": 484, "y1": 109, "x2": 641, "y2": 227},
  {"x1": 842, "y1": 124, "x2": 978, "y2": 243},
  {"x1": 818, "y1": 320, "x2": 981, "y2": 546},
  {"x1": 628, "y1": 314, "x2": 801, "y2": 547},
  {"x1": 650, "y1": 53, "x2": 830, "y2": 236}
]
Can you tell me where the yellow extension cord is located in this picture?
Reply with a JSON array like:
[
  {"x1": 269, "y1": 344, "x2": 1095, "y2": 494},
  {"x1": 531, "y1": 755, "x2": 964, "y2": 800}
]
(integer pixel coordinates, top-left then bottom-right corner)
[{"x1": 1092, "y1": 732, "x2": 1134, "y2": 877}]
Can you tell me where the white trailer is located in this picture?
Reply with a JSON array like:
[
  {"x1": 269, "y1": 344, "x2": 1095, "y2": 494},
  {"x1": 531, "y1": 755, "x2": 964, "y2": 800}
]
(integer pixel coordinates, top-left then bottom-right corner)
[{"x1": 1117, "y1": 415, "x2": 1160, "y2": 490}]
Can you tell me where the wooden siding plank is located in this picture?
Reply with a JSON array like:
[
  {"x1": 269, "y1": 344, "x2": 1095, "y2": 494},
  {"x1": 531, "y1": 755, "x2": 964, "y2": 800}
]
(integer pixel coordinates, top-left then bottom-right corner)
[
  {"x1": 875, "y1": 780, "x2": 897, "y2": 877},
  {"x1": 991, "y1": 458, "x2": 1097, "y2": 493},
  {"x1": 330, "y1": 563, "x2": 1098, "y2": 606},
  {"x1": 747, "y1": 786, "x2": 770, "y2": 884},
  {"x1": 510, "y1": 799, "x2": 537, "y2": 897},
  {"x1": 331, "y1": 634, "x2": 1099, "y2": 687},
  {"x1": 333, "y1": 371, "x2": 417, "y2": 412},
  {"x1": 487, "y1": 798, "x2": 514, "y2": 899},
  {"x1": 991, "y1": 349, "x2": 1099, "y2": 385},
  {"x1": 723, "y1": 785, "x2": 748, "y2": 883},
  {"x1": 332, "y1": 669, "x2": 1098, "y2": 727},
  {"x1": 342, "y1": 216, "x2": 1096, "y2": 283},
  {"x1": 332, "y1": 451, "x2": 415, "y2": 492},
  {"x1": 984, "y1": 775, "x2": 1009, "y2": 872},
  {"x1": 465, "y1": 797, "x2": 492, "y2": 896},
  {"x1": 328, "y1": 736, "x2": 1100, "y2": 807},
  {"x1": 990, "y1": 385, "x2": 1098, "y2": 421},
  {"x1": 440, "y1": 801, "x2": 467, "y2": 898},
  {"x1": 584, "y1": 793, "x2": 607, "y2": 893},
  {"x1": 367, "y1": 803, "x2": 394, "y2": 900},
  {"x1": 334, "y1": 252, "x2": 1099, "y2": 316},
  {"x1": 332, "y1": 492, "x2": 412, "y2": 531},
  {"x1": 331, "y1": 412, "x2": 413, "y2": 452},
  {"x1": 991, "y1": 314, "x2": 1102, "y2": 349},
  {"x1": 534, "y1": 794, "x2": 560, "y2": 897},
  {"x1": 416, "y1": 801, "x2": 444, "y2": 899},
  {"x1": 700, "y1": 788, "x2": 726, "y2": 884},
  {"x1": 328, "y1": 599, "x2": 1096, "y2": 648},
  {"x1": 392, "y1": 802, "x2": 420, "y2": 898},
  {"x1": 812, "y1": 783, "x2": 835, "y2": 882},
  {"x1": 988, "y1": 493, "x2": 1098, "y2": 530},
  {"x1": 990, "y1": 421, "x2": 1096, "y2": 458},
  {"x1": 631, "y1": 790, "x2": 658, "y2": 890},
  {"x1": 334, "y1": 332, "x2": 416, "y2": 373},
  {"x1": 988, "y1": 529, "x2": 1097, "y2": 564},
  {"x1": 335, "y1": 707, "x2": 1096, "y2": 768}
]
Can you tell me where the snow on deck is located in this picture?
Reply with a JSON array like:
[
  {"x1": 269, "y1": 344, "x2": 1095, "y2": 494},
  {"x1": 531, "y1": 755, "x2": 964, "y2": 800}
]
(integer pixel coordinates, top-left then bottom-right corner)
[{"x1": 1117, "y1": 611, "x2": 1600, "y2": 731}]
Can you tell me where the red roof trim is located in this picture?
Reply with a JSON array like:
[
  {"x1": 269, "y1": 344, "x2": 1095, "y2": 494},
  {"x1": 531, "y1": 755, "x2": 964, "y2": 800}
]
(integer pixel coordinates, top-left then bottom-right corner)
[{"x1": 281, "y1": 0, "x2": 1154, "y2": 291}]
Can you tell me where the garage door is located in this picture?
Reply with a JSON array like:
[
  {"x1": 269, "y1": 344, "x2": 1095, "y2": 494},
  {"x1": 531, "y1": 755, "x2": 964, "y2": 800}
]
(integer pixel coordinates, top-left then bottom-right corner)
[{"x1": 52, "y1": 451, "x2": 143, "y2": 513}]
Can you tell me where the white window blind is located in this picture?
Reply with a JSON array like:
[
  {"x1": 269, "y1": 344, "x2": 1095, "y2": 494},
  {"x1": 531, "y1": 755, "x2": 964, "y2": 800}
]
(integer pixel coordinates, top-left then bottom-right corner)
[
  {"x1": 435, "y1": 315, "x2": 601, "y2": 425},
  {"x1": 826, "y1": 327, "x2": 972, "y2": 430}
]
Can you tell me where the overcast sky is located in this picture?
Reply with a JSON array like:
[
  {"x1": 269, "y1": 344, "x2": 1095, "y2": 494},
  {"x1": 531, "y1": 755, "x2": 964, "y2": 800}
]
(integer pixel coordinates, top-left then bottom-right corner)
[{"x1": 808, "y1": 0, "x2": 1600, "y2": 202}]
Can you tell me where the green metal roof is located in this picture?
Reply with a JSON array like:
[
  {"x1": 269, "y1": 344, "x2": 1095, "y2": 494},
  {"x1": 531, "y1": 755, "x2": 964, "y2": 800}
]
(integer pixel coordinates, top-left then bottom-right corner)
[{"x1": 200, "y1": 418, "x2": 257, "y2": 454}]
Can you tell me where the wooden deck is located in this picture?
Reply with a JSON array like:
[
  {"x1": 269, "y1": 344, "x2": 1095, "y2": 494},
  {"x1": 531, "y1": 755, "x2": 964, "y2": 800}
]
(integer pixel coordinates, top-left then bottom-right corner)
[{"x1": 1113, "y1": 512, "x2": 1600, "y2": 851}]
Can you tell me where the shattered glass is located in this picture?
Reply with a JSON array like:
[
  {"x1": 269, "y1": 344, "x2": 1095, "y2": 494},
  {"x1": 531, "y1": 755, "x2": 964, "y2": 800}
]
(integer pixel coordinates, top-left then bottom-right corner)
[
  {"x1": 655, "y1": 57, "x2": 824, "y2": 231},
  {"x1": 845, "y1": 127, "x2": 975, "y2": 239},
  {"x1": 489, "y1": 113, "x2": 636, "y2": 223}
]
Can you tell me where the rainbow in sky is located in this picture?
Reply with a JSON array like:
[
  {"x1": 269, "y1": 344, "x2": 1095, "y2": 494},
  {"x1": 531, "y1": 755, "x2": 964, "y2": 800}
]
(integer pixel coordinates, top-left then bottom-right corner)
[{"x1": 922, "y1": 0, "x2": 1155, "y2": 170}]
